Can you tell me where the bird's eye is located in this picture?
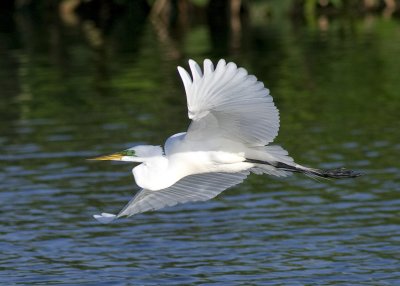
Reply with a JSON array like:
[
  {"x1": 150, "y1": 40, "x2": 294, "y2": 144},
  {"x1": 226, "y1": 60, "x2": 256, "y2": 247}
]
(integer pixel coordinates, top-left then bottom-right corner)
[{"x1": 121, "y1": 150, "x2": 136, "y2": 156}]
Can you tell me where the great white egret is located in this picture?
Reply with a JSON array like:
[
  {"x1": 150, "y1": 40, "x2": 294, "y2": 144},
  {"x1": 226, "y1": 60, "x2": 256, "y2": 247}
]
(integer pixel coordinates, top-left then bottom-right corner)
[{"x1": 91, "y1": 59, "x2": 359, "y2": 223}]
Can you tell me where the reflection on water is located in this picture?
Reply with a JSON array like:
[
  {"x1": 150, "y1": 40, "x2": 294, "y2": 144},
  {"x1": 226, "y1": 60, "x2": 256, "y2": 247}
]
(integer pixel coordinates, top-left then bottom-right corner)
[{"x1": 0, "y1": 2, "x2": 399, "y2": 285}]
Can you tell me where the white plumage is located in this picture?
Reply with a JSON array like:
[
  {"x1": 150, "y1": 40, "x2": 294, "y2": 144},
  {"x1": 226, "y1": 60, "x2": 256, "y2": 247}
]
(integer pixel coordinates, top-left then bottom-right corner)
[
  {"x1": 179, "y1": 59, "x2": 279, "y2": 145},
  {"x1": 91, "y1": 59, "x2": 359, "y2": 223}
]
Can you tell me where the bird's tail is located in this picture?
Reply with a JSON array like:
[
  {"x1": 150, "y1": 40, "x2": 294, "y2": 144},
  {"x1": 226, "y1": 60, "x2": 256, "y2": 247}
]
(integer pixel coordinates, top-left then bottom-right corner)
[
  {"x1": 245, "y1": 145, "x2": 361, "y2": 179},
  {"x1": 299, "y1": 166, "x2": 361, "y2": 179},
  {"x1": 246, "y1": 158, "x2": 361, "y2": 179}
]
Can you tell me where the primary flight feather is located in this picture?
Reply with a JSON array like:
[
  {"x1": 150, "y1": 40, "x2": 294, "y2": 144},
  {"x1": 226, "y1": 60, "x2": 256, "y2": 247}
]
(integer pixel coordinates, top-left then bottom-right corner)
[{"x1": 91, "y1": 59, "x2": 360, "y2": 223}]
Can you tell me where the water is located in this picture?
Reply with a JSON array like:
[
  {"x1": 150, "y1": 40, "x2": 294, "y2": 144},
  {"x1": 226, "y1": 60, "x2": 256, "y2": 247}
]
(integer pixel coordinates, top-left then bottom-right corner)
[{"x1": 1, "y1": 3, "x2": 400, "y2": 285}]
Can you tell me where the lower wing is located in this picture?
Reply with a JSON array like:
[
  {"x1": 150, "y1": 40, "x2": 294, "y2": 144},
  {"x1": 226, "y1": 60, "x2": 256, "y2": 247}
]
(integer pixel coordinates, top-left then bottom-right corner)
[{"x1": 94, "y1": 171, "x2": 249, "y2": 223}]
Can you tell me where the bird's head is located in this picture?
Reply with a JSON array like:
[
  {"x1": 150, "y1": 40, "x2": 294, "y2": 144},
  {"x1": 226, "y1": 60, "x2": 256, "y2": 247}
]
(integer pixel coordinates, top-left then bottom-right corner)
[{"x1": 88, "y1": 145, "x2": 163, "y2": 162}]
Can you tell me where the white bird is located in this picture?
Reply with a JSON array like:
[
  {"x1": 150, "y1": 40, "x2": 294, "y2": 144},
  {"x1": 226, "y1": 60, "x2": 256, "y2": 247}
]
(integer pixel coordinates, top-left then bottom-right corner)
[{"x1": 91, "y1": 59, "x2": 359, "y2": 223}]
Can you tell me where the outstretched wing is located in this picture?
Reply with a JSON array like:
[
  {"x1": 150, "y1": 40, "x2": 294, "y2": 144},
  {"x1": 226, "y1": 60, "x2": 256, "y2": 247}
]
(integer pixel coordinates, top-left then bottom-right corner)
[
  {"x1": 93, "y1": 171, "x2": 249, "y2": 223},
  {"x1": 178, "y1": 59, "x2": 280, "y2": 146}
]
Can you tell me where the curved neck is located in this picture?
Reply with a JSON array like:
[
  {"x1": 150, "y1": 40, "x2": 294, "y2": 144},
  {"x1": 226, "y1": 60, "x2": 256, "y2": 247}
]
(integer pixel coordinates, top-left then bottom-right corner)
[{"x1": 132, "y1": 157, "x2": 180, "y2": 191}]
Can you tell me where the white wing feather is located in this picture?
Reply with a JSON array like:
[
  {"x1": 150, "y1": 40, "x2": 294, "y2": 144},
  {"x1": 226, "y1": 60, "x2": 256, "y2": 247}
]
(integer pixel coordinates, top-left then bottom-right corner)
[
  {"x1": 118, "y1": 171, "x2": 249, "y2": 217},
  {"x1": 178, "y1": 59, "x2": 280, "y2": 146},
  {"x1": 93, "y1": 171, "x2": 249, "y2": 222}
]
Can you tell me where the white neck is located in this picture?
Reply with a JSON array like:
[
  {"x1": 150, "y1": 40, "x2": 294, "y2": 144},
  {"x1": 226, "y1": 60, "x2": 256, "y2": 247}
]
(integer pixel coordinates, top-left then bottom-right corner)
[{"x1": 132, "y1": 156, "x2": 180, "y2": 191}]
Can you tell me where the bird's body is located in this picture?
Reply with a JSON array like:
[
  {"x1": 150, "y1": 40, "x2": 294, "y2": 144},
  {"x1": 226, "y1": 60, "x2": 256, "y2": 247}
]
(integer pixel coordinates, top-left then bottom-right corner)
[
  {"x1": 92, "y1": 59, "x2": 360, "y2": 223},
  {"x1": 127, "y1": 133, "x2": 245, "y2": 190}
]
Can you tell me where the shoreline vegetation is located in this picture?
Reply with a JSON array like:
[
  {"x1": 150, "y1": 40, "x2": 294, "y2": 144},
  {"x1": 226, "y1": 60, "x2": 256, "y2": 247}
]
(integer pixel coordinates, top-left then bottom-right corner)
[
  {"x1": 3, "y1": 1, "x2": 400, "y2": 25},
  {"x1": 1, "y1": 0, "x2": 399, "y2": 60}
]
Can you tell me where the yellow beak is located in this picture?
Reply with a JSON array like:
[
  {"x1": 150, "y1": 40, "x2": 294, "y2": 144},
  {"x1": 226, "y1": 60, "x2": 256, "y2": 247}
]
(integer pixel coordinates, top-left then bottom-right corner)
[{"x1": 88, "y1": 152, "x2": 123, "y2": 161}]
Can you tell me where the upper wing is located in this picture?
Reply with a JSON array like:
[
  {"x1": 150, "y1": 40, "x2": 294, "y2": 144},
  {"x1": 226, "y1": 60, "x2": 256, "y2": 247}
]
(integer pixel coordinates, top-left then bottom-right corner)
[
  {"x1": 93, "y1": 171, "x2": 249, "y2": 223},
  {"x1": 177, "y1": 59, "x2": 280, "y2": 146}
]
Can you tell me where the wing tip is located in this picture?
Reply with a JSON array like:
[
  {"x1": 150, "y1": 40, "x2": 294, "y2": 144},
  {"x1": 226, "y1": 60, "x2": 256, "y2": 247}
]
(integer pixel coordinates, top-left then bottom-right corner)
[
  {"x1": 188, "y1": 59, "x2": 203, "y2": 80},
  {"x1": 93, "y1": 212, "x2": 117, "y2": 224},
  {"x1": 177, "y1": 66, "x2": 187, "y2": 75},
  {"x1": 177, "y1": 66, "x2": 193, "y2": 90}
]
